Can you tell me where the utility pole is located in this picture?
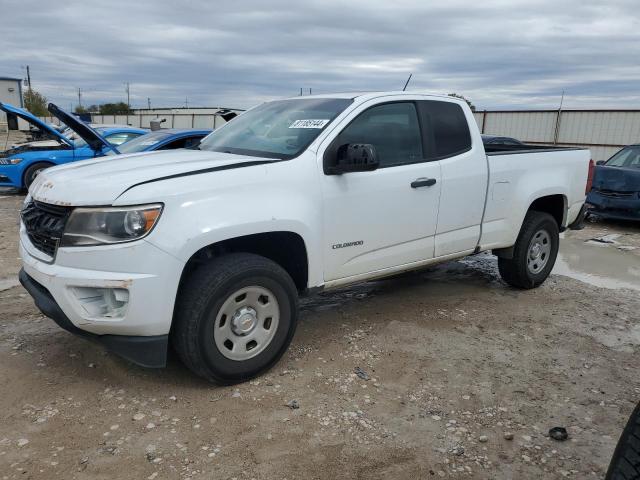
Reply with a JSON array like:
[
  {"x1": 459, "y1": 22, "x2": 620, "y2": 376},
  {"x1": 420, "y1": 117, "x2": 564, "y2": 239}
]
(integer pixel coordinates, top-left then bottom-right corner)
[
  {"x1": 147, "y1": 97, "x2": 151, "y2": 109},
  {"x1": 309, "y1": 88, "x2": 312, "y2": 95},
  {"x1": 26, "y1": 65, "x2": 32, "y2": 93},
  {"x1": 77, "y1": 87, "x2": 82, "y2": 109},
  {"x1": 124, "y1": 82, "x2": 130, "y2": 109},
  {"x1": 300, "y1": 88, "x2": 303, "y2": 96}
]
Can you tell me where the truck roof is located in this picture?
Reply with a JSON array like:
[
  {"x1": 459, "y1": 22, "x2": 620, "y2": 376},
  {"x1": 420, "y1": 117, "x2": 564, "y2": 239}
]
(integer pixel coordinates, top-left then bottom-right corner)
[{"x1": 282, "y1": 91, "x2": 456, "y2": 101}]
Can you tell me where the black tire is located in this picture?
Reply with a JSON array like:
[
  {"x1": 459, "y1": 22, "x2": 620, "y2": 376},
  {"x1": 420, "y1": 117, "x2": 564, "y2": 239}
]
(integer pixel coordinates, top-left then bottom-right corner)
[
  {"x1": 172, "y1": 253, "x2": 299, "y2": 384},
  {"x1": 497, "y1": 211, "x2": 559, "y2": 289},
  {"x1": 23, "y1": 162, "x2": 53, "y2": 189},
  {"x1": 606, "y1": 401, "x2": 640, "y2": 480}
]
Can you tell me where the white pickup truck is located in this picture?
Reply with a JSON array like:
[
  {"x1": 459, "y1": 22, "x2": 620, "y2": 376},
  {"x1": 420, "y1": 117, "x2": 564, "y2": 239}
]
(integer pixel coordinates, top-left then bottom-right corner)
[{"x1": 18, "y1": 92, "x2": 593, "y2": 384}]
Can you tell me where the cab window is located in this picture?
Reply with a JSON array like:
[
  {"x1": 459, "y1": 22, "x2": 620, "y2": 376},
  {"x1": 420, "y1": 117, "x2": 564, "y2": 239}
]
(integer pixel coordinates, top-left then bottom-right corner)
[{"x1": 333, "y1": 102, "x2": 423, "y2": 167}]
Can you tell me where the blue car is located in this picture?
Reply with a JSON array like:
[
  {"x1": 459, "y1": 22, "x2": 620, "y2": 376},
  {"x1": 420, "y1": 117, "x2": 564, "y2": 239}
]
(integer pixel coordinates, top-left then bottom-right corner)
[
  {"x1": 0, "y1": 102, "x2": 146, "y2": 189},
  {"x1": 586, "y1": 144, "x2": 640, "y2": 222},
  {"x1": 103, "y1": 128, "x2": 212, "y2": 157}
]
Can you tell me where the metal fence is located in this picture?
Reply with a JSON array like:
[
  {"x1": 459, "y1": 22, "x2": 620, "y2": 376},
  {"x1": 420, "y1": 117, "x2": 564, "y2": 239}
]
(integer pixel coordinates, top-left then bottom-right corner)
[
  {"x1": 38, "y1": 112, "x2": 233, "y2": 130},
  {"x1": 37, "y1": 109, "x2": 640, "y2": 161},
  {"x1": 474, "y1": 110, "x2": 640, "y2": 161}
]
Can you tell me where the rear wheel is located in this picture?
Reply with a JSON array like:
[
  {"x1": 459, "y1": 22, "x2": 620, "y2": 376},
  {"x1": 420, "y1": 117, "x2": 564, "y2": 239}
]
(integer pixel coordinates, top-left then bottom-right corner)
[
  {"x1": 172, "y1": 253, "x2": 299, "y2": 384},
  {"x1": 498, "y1": 211, "x2": 559, "y2": 289},
  {"x1": 23, "y1": 162, "x2": 53, "y2": 189}
]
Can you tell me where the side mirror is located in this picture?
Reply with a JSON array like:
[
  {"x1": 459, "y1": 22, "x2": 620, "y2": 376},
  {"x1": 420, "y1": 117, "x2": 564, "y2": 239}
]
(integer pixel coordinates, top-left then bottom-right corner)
[
  {"x1": 596, "y1": 160, "x2": 606, "y2": 166},
  {"x1": 327, "y1": 143, "x2": 379, "y2": 175}
]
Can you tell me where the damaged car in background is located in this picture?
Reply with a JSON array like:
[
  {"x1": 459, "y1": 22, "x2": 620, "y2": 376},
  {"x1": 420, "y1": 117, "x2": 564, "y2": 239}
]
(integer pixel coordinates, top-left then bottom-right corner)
[
  {"x1": 0, "y1": 102, "x2": 146, "y2": 189},
  {"x1": 586, "y1": 144, "x2": 640, "y2": 221}
]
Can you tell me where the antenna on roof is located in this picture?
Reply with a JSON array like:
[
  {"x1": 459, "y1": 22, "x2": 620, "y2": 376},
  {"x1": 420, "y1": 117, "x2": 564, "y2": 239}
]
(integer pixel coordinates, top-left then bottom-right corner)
[{"x1": 402, "y1": 73, "x2": 413, "y2": 91}]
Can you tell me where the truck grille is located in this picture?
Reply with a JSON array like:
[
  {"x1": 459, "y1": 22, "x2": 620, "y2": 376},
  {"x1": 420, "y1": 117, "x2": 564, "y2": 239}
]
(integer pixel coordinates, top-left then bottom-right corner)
[{"x1": 21, "y1": 201, "x2": 72, "y2": 257}]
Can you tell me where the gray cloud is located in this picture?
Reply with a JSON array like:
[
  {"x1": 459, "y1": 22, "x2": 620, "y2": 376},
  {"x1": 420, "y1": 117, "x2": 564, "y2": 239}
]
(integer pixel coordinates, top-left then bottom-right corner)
[{"x1": 1, "y1": 0, "x2": 639, "y2": 109}]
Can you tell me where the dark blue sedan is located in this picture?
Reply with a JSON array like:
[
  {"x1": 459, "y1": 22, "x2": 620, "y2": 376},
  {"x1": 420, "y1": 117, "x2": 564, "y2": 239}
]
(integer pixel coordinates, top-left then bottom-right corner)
[{"x1": 586, "y1": 144, "x2": 640, "y2": 221}]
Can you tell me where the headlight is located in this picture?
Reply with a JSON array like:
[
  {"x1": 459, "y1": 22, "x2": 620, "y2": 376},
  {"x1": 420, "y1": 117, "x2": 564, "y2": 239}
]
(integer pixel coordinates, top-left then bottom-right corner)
[
  {"x1": 60, "y1": 204, "x2": 163, "y2": 247},
  {"x1": 0, "y1": 157, "x2": 23, "y2": 165}
]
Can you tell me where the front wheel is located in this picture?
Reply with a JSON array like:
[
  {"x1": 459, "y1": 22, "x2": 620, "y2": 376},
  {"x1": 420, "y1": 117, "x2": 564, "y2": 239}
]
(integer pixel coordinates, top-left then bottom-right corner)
[
  {"x1": 23, "y1": 162, "x2": 53, "y2": 189},
  {"x1": 172, "y1": 253, "x2": 299, "y2": 384},
  {"x1": 498, "y1": 211, "x2": 559, "y2": 289}
]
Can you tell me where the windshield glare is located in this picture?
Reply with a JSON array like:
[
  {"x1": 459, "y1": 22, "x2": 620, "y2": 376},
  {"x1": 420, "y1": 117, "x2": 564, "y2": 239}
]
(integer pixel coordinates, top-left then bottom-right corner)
[
  {"x1": 105, "y1": 131, "x2": 171, "y2": 156},
  {"x1": 606, "y1": 147, "x2": 640, "y2": 168},
  {"x1": 198, "y1": 98, "x2": 353, "y2": 159}
]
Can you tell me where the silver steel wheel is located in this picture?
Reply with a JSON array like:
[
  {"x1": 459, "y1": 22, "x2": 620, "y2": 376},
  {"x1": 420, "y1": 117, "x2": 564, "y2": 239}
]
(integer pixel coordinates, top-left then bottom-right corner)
[
  {"x1": 527, "y1": 229, "x2": 551, "y2": 274},
  {"x1": 214, "y1": 286, "x2": 280, "y2": 361}
]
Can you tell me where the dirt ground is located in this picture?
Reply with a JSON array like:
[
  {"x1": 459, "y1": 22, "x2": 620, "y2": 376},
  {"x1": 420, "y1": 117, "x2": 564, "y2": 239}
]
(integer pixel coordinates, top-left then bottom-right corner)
[{"x1": 1, "y1": 192, "x2": 639, "y2": 479}]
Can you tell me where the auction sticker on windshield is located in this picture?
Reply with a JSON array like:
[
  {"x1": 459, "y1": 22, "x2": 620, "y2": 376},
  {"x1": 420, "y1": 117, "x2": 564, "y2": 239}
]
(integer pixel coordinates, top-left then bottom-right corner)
[{"x1": 289, "y1": 119, "x2": 330, "y2": 129}]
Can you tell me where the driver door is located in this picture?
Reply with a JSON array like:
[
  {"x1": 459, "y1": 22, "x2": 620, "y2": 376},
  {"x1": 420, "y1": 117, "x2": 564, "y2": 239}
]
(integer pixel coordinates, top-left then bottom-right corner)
[{"x1": 320, "y1": 101, "x2": 442, "y2": 283}]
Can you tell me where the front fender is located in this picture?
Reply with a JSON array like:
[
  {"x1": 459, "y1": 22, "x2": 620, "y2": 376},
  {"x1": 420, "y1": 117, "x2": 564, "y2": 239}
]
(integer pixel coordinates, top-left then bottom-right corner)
[{"x1": 117, "y1": 155, "x2": 324, "y2": 288}]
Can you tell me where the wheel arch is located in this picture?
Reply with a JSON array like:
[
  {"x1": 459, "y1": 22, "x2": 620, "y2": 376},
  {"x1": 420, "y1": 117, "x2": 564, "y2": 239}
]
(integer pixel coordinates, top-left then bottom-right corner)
[
  {"x1": 494, "y1": 193, "x2": 566, "y2": 260},
  {"x1": 528, "y1": 193, "x2": 567, "y2": 230},
  {"x1": 176, "y1": 231, "x2": 310, "y2": 297},
  {"x1": 22, "y1": 160, "x2": 56, "y2": 188}
]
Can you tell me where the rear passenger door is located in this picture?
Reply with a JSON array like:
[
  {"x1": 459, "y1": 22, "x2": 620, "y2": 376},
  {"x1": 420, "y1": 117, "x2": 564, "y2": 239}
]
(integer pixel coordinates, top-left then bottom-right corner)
[
  {"x1": 417, "y1": 100, "x2": 488, "y2": 256},
  {"x1": 320, "y1": 101, "x2": 442, "y2": 282}
]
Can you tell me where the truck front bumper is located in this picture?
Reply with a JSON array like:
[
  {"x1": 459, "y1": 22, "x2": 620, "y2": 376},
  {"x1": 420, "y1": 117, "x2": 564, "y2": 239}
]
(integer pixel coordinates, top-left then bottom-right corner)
[
  {"x1": 19, "y1": 269, "x2": 168, "y2": 367},
  {"x1": 19, "y1": 226, "x2": 186, "y2": 367}
]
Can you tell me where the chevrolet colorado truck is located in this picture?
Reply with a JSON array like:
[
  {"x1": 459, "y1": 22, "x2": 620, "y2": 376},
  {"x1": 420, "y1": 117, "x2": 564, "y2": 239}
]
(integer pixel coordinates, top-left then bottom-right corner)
[{"x1": 18, "y1": 92, "x2": 593, "y2": 384}]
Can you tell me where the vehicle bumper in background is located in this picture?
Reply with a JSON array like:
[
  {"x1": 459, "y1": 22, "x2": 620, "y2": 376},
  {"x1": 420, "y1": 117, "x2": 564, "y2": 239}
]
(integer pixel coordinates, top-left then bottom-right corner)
[
  {"x1": 586, "y1": 190, "x2": 640, "y2": 221},
  {"x1": 0, "y1": 165, "x2": 21, "y2": 187},
  {"x1": 19, "y1": 269, "x2": 168, "y2": 367}
]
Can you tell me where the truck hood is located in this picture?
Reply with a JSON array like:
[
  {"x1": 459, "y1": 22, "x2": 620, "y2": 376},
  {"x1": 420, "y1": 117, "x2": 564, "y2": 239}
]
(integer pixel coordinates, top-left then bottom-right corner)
[
  {"x1": 593, "y1": 165, "x2": 640, "y2": 193},
  {"x1": 47, "y1": 103, "x2": 119, "y2": 154},
  {"x1": 0, "y1": 102, "x2": 72, "y2": 147},
  {"x1": 29, "y1": 149, "x2": 274, "y2": 206}
]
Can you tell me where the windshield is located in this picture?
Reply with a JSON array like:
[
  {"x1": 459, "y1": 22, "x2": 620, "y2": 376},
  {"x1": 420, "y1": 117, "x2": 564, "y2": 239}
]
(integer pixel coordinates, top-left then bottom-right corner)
[
  {"x1": 606, "y1": 146, "x2": 640, "y2": 168},
  {"x1": 105, "y1": 131, "x2": 172, "y2": 156},
  {"x1": 198, "y1": 98, "x2": 353, "y2": 159}
]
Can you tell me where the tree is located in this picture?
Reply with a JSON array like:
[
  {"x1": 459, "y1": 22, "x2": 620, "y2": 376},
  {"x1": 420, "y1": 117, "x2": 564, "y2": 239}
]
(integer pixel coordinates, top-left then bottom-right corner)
[
  {"x1": 86, "y1": 104, "x2": 100, "y2": 113},
  {"x1": 98, "y1": 102, "x2": 132, "y2": 115},
  {"x1": 74, "y1": 105, "x2": 87, "y2": 114},
  {"x1": 448, "y1": 93, "x2": 476, "y2": 112},
  {"x1": 23, "y1": 89, "x2": 48, "y2": 117}
]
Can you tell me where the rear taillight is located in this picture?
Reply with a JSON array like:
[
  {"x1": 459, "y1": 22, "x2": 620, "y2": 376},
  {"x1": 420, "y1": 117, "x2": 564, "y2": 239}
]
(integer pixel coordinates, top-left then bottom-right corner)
[{"x1": 586, "y1": 159, "x2": 595, "y2": 194}]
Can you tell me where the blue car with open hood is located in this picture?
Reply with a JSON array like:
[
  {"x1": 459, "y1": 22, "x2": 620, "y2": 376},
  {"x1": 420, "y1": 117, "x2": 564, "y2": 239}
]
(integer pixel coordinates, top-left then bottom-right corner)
[{"x1": 0, "y1": 103, "x2": 146, "y2": 189}]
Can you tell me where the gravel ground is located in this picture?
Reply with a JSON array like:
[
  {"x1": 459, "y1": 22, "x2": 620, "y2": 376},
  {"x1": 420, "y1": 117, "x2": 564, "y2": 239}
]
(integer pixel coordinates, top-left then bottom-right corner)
[{"x1": 1, "y1": 192, "x2": 639, "y2": 479}]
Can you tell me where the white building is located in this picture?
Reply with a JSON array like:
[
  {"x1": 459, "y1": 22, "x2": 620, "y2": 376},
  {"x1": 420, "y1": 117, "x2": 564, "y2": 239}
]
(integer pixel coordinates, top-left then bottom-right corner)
[{"x1": 0, "y1": 77, "x2": 24, "y2": 131}]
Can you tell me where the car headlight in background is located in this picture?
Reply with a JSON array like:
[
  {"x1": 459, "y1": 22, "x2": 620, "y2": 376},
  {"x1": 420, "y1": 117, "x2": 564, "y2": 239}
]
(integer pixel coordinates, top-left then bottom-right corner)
[
  {"x1": 0, "y1": 157, "x2": 24, "y2": 165},
  {"x1": 60, "y1": 204, "x2": 163, "y2": 247}
]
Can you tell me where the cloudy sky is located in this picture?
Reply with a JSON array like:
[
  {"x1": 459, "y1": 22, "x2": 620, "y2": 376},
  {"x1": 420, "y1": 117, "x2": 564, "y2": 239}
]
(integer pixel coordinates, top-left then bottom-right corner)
[{"x1": 2, "y1": 0, "x2": 639, "y2": 110}]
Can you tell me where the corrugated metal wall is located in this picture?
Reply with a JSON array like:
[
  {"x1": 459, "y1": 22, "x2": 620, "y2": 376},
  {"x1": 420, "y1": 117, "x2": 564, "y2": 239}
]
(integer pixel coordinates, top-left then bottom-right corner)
[
  {"x1": 476, "y1": 110, "x2": 640, "y2": 160},
  {"x1": 39, "y1": 113, "x2": 229, "y2": 131},
  {"x1": 39, "y1": 109, "x2": 640, "y2": 161}
]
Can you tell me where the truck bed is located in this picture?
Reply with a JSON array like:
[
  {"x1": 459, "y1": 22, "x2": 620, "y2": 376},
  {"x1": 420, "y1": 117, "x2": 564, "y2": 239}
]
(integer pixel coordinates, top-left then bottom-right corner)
[{"x1": 485, "y1": 143, "x2": 588, "y2": 155}]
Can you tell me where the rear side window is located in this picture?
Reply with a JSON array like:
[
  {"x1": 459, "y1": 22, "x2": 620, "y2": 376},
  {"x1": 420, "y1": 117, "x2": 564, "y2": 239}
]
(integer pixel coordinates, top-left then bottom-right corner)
[
  {"x1": 418, "y1": 101, "x2": 471, "y2": 160},
  {"x1": 333, "y1": 102, "x2": 423, "y2": 167}
]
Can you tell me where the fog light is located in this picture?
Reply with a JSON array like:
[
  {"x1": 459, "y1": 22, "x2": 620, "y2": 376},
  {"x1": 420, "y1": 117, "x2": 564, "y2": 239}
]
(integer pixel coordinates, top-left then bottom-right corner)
[{"x1": 71, "y1": 287, "x2": 129, "y2": 319}]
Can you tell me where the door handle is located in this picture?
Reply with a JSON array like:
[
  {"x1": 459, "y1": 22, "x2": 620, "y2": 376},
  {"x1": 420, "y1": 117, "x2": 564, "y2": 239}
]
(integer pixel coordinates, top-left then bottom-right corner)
[{"x1": 410, "y1": 178, "x2": 437, "y2": 188}]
